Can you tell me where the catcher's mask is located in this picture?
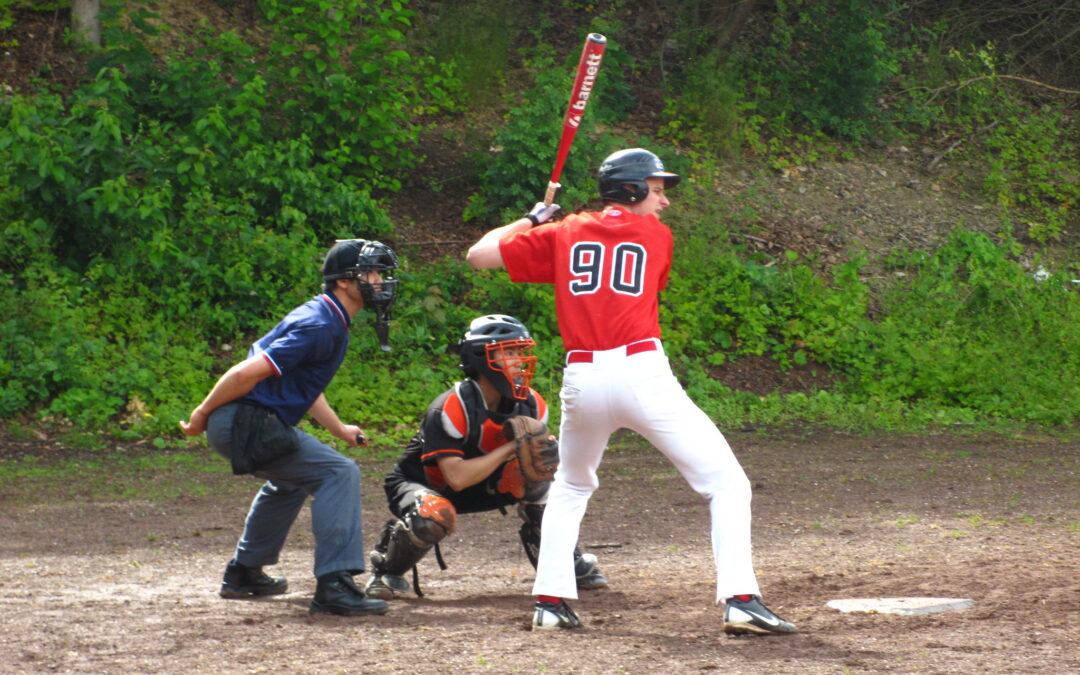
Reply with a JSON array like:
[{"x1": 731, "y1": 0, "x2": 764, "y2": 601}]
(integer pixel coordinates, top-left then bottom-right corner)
[
  {"x1": 598, "y1": 148, "x2": 680, "y2": 205},
  {"x1": 322, "y1": 239, "x2": 400, "y2": 351},
  {"x1": 458, "y1": 315, "x2": 537, "y2": 401}
]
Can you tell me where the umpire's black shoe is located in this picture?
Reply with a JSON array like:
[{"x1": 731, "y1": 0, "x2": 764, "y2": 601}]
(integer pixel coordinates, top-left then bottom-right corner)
[
  {"x1": 723, "y1": 596, "x2": 798, "y2": 635},
  {"x1": 310, "y1": 571, "x2": 389, "y2": 617},
  {"x1": 219, "y1": 559, "x2": 288, "y2": 599}
]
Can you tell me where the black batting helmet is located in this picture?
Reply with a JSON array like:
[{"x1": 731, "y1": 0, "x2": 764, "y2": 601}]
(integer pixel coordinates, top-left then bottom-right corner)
[{"x1": 598, "y1": 148, "x2": 681, "y2": 204}]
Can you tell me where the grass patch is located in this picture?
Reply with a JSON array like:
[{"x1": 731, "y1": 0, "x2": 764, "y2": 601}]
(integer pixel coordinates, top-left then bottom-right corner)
[{"x1": 0, "y1": 448, "x2": 238, "y2": 504}]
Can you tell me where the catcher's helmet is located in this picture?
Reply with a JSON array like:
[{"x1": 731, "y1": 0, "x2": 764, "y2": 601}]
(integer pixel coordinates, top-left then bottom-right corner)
[
  {"x1": 598, "y1": 148, "x2": 681, "y2": 204},
  {"x1": 458, "y1": 315, "x2": 537, "y2": 401}
]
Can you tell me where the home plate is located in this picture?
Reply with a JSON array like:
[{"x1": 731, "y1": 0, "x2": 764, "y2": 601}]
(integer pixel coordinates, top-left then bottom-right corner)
[{"x1": 826, "y1": 597, "x2": 975, "y2": 615}]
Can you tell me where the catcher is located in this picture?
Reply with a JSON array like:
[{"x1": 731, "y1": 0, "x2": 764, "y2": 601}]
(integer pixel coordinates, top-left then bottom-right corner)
[{"x1": 365, "y1": 314, "x2": 607, "y2": 599}]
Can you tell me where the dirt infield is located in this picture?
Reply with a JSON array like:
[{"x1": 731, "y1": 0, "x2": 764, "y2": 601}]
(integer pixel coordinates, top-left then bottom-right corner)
[{"x1": 1, "y1": 430, "x2": 1076, "y2": 674}]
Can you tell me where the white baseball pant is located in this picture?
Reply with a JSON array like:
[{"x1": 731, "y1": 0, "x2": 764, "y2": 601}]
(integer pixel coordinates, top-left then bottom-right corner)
[{"x1": 532, "y1": 339, "x2": 761, "y2": 602}]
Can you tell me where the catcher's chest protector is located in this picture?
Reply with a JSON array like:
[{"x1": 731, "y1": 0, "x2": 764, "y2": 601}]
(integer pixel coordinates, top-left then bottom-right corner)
[{"x1": 455, "y1": 380, "x2": 538, "y2": 453}]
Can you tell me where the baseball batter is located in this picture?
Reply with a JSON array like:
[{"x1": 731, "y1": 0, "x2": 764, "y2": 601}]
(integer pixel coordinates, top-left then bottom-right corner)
[{"x1": 466, "y1": 148, "x2": 797, "y2": 635}]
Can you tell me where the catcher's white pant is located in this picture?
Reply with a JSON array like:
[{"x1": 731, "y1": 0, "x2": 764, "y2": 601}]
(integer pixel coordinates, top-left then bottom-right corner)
[{"x1": 533, "y1": 339, "x2": 761, "y2": 603}]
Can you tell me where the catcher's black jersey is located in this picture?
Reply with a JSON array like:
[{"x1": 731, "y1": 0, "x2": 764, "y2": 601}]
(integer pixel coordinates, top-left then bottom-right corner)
[{"x1": 388, "y1": 380, "x2": 548, "y2": 493}]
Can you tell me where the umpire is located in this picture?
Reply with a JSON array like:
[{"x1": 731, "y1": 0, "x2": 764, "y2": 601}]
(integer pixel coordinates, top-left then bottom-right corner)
[{"x1": 180, "y1": 239, "x2": 398, "y2": 617}]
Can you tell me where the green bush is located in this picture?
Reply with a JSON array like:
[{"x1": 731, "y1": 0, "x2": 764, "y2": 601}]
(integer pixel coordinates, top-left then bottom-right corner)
[
  {"x1": 0, "y1": 0, "x2": 455, "y2": 430},
  {"x1": 2, "y1": 0, "x2": 1078, "y2": 441},
  {"x1": 730, "y1": 0, "x2": 898, "y2": 141},
  {"x1": 982, "y1": 110, "x2": 1078, "y2": 243},
  {"x1": 890, "y1": 39, "x2": 1078, "y2": 244},
  {"x1": 663, "y1": 216, "x2": 871, "y2": 370},
  {"x1": 463, "y1": 36, "x2": 636, "y2": 224},
  {"x1": 857, "y1": 230, "x2": 1080, "y2": 424}
]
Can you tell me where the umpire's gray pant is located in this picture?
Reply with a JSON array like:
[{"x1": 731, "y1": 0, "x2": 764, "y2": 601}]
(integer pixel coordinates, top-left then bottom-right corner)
[{"x1": 207, "y1": 402, "x2": 367, "y2": 578}]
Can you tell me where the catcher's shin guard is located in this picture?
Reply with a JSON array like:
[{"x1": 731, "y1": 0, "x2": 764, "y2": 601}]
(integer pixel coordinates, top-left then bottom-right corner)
[
  {"x1": 517, "y1": 502, "x2": 608, "y2": 589},
  {"x1": 370, "y1": 494, "x2": 457, "y2": 577},
  {"x1": 517, "y1": 502, "x2": 544, "y2": 568}
]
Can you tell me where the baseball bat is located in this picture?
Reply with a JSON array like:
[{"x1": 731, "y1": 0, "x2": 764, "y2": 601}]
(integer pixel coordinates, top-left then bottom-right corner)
[{"x1": 544, "y1": 33, "x2": 607, "y2": 206}]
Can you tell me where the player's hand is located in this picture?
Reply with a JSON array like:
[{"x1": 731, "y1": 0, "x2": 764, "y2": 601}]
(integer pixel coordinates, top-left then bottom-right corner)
[{"x1": 525, "y1": 202, "x2": 560, "y2": 226}]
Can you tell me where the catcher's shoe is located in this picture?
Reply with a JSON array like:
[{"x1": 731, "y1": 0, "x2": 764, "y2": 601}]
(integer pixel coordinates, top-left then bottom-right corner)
[
  {"x1": 309, "y1": 571, "x2": 389, "y2": 617},
  {"x1": 722, "y1": 596, "x2": 798, "y2": 635},
  {"x1": 575, "y1": 553, "x2": 609, "y2": 590},
  {"x1": 219, "y1": 560, "x2": 288, "y2": 599},
  {"x1": 364, "y1": 572, "x2": 411, "y2": 600},
  {"x1": 532, "y1": 599, "x2": 581, "y2": 630}
]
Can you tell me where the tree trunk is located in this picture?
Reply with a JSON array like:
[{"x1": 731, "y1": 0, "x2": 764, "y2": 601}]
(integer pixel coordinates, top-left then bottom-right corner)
[{"x1": 71, "y1": 0, "x2": 101, "y2": 47}]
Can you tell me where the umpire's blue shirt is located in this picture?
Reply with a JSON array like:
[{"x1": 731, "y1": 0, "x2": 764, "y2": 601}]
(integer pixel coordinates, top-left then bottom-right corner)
[{"x1": 241, "y1": 293, "x2": 351, "y2": 426}]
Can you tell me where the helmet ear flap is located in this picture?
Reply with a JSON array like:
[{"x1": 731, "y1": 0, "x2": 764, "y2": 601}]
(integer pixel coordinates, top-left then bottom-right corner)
[{"x1": 623, "y1": 182, "x2": 646, "y2": 203}]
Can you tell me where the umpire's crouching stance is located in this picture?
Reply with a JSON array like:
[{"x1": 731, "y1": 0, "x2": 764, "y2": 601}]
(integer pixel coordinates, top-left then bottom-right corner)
[{"x1": 180, "y1": 239, "x2": 398, "y2": 617}]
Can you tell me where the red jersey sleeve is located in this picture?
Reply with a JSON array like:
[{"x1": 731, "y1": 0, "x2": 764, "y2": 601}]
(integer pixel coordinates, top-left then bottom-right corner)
[{"x1": 500, "y1": 225, "x2": 557, "y2": 283}]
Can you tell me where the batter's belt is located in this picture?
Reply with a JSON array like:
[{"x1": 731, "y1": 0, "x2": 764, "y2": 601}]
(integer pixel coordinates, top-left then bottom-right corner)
[{"x1": 565, "y1": 338, "x2": 660, "y2": 365}]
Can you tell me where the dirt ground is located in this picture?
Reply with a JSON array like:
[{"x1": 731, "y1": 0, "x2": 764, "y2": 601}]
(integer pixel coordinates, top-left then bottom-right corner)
[{"x1": 1, "y1": 430, "x2": 1076, "y2": 674}]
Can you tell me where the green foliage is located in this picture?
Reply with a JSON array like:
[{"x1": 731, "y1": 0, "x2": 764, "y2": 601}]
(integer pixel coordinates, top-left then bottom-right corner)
[
  {"x1": 0, "y1": 2, "x2": 66, "y2": 48},
  {"x1": 982, "y1": 110, "x2": 1077, "y2": 243},
  {"x1": 663, "y1": 209, "x2": 872, "y2": 372},
  {"x1": 0, "y1": 0, "x2": 456, "y2": 429},
  {"x1": 730, "y1": 0, "x2": 899, "y2": 141},
  {"x1": 855, "y1": 231, "x2": 1080, "y2": 425},
  {"x1": 2, "y1": 0, "x2": 1078, "y2": 442},
  {"x1": 463, "y1": 37, "x2": 634, "y2": 223},
  {"x1": 0, "y1": 2, "x2": 13, "y2": 48},
  {"x1": 660, "y1": 199, "x2": 1080, "y2": 429},
  {"x1": 659, "y1": 48, "x2": 741, "y2": 176},
  {"x1": 890, "y1": 38, "x2": 1077, "y2": 244},
  {"x1": 416, "y1": 0, "x2": 513, "y2": 109}
]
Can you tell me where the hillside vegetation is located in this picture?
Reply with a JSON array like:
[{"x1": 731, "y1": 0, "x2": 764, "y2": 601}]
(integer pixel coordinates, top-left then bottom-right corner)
[{"x1": 1, "y1": 0, "x2": 1078, "y2": 449}]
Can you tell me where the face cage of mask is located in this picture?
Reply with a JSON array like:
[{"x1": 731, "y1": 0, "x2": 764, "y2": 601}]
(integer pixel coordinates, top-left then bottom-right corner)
[
  {"x1": 483, "y1": 338, "x2": 537, "y2": 400},
  {"x1": 357, "y1": 276, "x2": 399, "y2": 352}
]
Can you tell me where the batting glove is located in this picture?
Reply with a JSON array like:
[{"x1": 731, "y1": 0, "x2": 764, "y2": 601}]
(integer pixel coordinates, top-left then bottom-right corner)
[{"x1": 525, "y1": 202, "x2": 560, "y2": 227}]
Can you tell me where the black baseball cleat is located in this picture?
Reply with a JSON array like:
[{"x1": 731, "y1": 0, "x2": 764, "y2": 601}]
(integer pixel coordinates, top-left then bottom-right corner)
[
  {"x1": 723, "y1": 596, "x2": 798, "y2": 635},
  {"x1": 219, "y1": 560, "x2": 288, "y2": 599},
  {"x1": 532, "y1": 599, "x2": 581, "y2": 630},
  {"x1": 309, "y1": 571, "x2": 389, "y2": 616}
]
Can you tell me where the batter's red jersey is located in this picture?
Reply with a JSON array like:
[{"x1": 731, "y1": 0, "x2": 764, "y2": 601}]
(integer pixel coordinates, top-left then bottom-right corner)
[{"x1": 500, "y1": 207, "x2": 673, "y2": 352}]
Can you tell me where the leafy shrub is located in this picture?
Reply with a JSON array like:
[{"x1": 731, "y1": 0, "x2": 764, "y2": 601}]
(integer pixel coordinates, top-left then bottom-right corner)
[
  {"x1": 463, "y1": 36, "x2": 635, "y2": 224},
  {"x1": 659, "y1": 48, "x2": 742, "y2": 177},
  {"x1": 891, "y1": 39, "x2": 1078, "y2": 244},
  {"x1": 729, "y1": 0, "x2": 898, "y2": 141},
  {"x1": 415, "y1": 0, "x2": 513, "y2": 109},
  {"x1": 982, "y1": 110, "x2": 1078, "y2": 243},
  {"x1": 663, "y1": 215, "x2": 871, "y2": 371},
  {"x1": 857, "y1": 230, "x2": 1080, "y2": 424},
  {"x1": 0, "y1": 1, "x2": 455, "y2": 429}
]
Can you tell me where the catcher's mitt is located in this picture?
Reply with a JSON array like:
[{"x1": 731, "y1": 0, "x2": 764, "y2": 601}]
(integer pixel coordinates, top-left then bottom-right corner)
[{"x1": 501, "y1": 415, "x2": 559, "y2": 483}]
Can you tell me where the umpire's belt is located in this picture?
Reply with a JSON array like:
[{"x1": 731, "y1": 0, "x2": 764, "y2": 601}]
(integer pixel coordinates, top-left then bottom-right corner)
[{"x1": 565, "y1": 338, "x2": 660, "y2": 365}]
